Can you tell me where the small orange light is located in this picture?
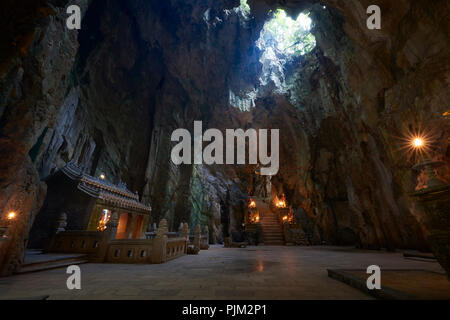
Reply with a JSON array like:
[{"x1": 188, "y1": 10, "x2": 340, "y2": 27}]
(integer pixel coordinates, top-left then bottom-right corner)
[
  {"x1": 7, "y1": 212, "x2": 16, "y2": 220},
  {"x1": 276, "y1": 200, "x2": 286, "y2": 208},
  {"x1": 283, "y1": 215, "x2": 288, "y2": 221},
  {"x1": 100, "y1": 174, "x2": 106, "y2": 180}
]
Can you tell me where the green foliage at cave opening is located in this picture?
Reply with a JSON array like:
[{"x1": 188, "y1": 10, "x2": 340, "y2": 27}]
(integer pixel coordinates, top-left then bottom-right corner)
[
  {"x1": 239, "y1": 0, "x2": 251, "y2": 16},
  {"x1": 257, "y1": 9, "x2": 316, "y2": 58}
]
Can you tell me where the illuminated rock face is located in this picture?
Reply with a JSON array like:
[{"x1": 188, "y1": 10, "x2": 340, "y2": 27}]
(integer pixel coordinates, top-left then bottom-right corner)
[
  {"x1": 0, "y1": 2, "x2": 85, "y2": 275},
  {"x1": 0, "y1": 158, "x2": 46, "y2": 276},
  {"x1": 0, "y1": 0, "x2": 449, "y2": 274}
]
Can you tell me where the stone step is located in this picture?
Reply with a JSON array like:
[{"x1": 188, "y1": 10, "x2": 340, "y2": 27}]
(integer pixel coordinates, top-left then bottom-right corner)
[
  {"x1": 263, "y1": 234, "x2": 284, "y2": 238},
  {"x1": 17, "y1": 255, "x2": 89, "y2": 275},
  {"x1": 264, "y1": 234, "x2": 284, "y2": 239},
  {"x1": 263, "y1": 241, "x2": 285, "y2": 245}
]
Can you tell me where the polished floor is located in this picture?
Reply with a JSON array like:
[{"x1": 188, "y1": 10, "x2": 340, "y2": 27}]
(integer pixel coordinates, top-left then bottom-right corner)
[{"x1": 0, "y1": 245, "x2": 445, "y2": 300}]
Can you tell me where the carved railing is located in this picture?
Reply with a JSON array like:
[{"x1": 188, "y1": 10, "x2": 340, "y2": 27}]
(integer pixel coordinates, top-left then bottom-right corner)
[
  {"x1": 145, "y1": 231, "x2": 180, "y2": 239},
  {"x1": 47, "y1": 231, "x2": 105, "y2": 255},
  {"x1": 105, "y1": 239, "x2": 154, "y2": 263},
  {"x1": 46, "y1": 219, "x2": 189, "y2": 264},
  {"x1": 166, "y1": 238, "x2": 188, "y2": 261}
]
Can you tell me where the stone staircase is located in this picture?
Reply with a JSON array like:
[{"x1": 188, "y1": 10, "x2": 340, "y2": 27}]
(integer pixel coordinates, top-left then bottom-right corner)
[
  {"x1": 16, "y1": 250, "x2": 88, "y2": 274},
  {"x1": 255, "y1": 199, "x2": 285, "y2": 245}
]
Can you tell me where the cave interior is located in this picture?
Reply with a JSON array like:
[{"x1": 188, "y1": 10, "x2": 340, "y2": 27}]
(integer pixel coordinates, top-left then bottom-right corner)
[{"x1": 0, "y1": 0, "x2": 449, "y2": 299}]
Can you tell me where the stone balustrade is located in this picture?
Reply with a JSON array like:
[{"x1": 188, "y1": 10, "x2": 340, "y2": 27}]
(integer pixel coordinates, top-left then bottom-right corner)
[
  {"x1": 46, "y1": 218, "x2": 189, "y2": 264},
  {"x1": 166, "y1": 238, "x2": 188, "y2": 261},
  {"x1": 47, "y1": 231, "x2": 106, "y2": 255},
  {"x1": 105, "y1": 239, "x2": 154, "y2": 263}
]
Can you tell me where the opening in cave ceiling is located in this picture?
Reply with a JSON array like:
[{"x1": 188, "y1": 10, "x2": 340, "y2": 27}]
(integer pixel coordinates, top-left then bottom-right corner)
[{"x1": 230, "y1": 8, "x2": 316, "y2": 111}]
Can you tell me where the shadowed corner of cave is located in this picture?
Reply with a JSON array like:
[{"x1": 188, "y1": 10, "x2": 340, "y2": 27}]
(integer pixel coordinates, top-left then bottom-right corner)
[{"x1": 0, "y1": 0, "x2": 449, "y2": 301}]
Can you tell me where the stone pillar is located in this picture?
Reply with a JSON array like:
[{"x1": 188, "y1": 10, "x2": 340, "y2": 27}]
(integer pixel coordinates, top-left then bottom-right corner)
[
  {"x1": 141, "y1": 215, "x2": 149, "y2": 239},
  {"x1": 204, "y1": 225, "x2": 209, "y2": 244},
  {"x1": 182, "y1": 222, "x2": 189, "y2": 253},
  {"x1": 92, "y1": 212, "x2": 118, "y2": 263},
  {"x1": 201, "y1": 225, "x2": 210, "y2": 250},
  {"x1": 224, "y1": 237, "x2": 232, "y2": 248},
  {"x1": 54, "y1": 213, "x2": 67, "y2": 234},
  {"x1": 45, "y1": 213, "x2": 67, "y2": 253},
  {"x1": 283, "y1": 221, "x2": 292, "y2": 246},
  {"x1": 151, "y1": 219, "x2": 168, "y2": 264},
  {"x1": 125, "y1": 213, "x2": 136, "y2": 239},
  {"x1": 106, "y1": 211, "x2": 119, "y2": 240},
  {"x1": 182, "y1": 223, "x2": 189, "y2": 239},
  {"x1": 194, "y1": 224, "x2": 201, "y2": 251},
  {"x1": 178, "y1": 222, "x2": 184, "y2": 235},
  {"x1": 410, "y1": 183, "x2": 450, "y2": 279}
]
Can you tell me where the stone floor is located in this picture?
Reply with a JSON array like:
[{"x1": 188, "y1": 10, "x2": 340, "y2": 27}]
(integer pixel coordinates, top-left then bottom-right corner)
[
  {"x1": 337, "y1": 269, "x2": 450, "y2": 299},
  {"x1": 0, "y1": 245, "x2": 445, "y2": 300}
]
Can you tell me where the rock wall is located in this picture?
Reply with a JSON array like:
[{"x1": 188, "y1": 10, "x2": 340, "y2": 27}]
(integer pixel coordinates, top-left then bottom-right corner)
[
  {"x1": 253, "y1": 0, "x2": 450, "y2": 249},
  {"x1": 0, "y1": 0, "x2": 89, "y2": 275}
]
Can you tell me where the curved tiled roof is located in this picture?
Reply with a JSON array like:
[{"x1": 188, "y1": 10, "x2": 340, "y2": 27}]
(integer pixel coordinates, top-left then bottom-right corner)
[{"x1": 61, "y1": 161, "x2": 151, "y2": 214}]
